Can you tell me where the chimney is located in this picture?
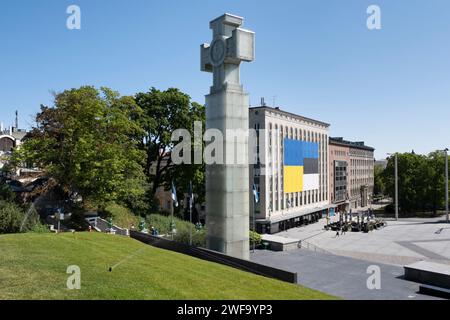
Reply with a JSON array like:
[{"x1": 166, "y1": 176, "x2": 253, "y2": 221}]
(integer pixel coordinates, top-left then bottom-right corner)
[{"x1": 260, "y1": 97, "x2": 266, "y2": 106}]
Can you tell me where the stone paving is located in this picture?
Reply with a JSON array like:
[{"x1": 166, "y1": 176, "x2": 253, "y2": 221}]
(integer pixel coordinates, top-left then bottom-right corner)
[
  {"x1": 274, "y1": 215, "x2": 450, "y2": 266},
  {"x1": 250, "y1": 249, "x2": 441, "y2": 300}
]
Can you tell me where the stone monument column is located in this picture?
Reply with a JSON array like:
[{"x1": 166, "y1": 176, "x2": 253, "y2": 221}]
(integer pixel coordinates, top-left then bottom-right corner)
[{"x1": 200, "y1": 13, "x2": 255, "y2": 260}]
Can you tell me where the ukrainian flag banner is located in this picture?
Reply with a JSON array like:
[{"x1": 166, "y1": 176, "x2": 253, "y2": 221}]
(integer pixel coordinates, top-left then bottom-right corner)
[{"x1": 283, "y1": 139, "x2": 319, "y2": 193}]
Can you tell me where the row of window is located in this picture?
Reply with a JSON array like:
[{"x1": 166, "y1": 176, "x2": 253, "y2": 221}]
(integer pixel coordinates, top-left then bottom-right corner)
[{"x1": 266, "y1": 121, "x2": 328, "y2": 213}]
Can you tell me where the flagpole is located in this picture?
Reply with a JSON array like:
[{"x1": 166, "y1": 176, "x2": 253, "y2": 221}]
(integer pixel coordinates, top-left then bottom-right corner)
[
  {"x1": 171, "y1": 198, "x2": 174, "y2": 241},
  {"x1": 253, "y1": 205, "x2": 255, "y2": 253},
  {"x1": 189, "y1": 182, "x2": 193, "y2": 246},
  {"x1": 189, "y1": 202, "x2": 192, "y2": 246}
]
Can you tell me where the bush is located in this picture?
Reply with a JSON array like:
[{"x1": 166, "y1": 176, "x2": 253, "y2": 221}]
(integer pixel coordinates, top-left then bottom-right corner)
[
  {"x1": 66, "y1": 210, "x2": 90, "y2": 231},
  {"x1": 0, "y1": 201, "x2": 48, "y2": 234},
  {"x1": 173, "y1": 228, "x2": 207, "y2": 247},
  {"x1": 0, "y1": 183, "x2": 16, "y2": 202},
  {"x1": 250, "y1": 231, "x2": 262, "y2": 247},
  {"x1": 0, "y1": 201, "x2": 26, "y2": 233},
  {"x1": 146, "y1": 214, "x2": 206, "y2": 247},
  {"x1": 29, "y1": 221, "x2": 51, "y2": 233},
  {"x1": 100, "y1": 203, "x2": 140, "y2": 229}
]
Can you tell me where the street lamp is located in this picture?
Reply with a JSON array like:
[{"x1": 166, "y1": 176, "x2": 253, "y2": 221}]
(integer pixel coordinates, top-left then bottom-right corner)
[
  {"x1": 387, "y1": 153, "x2": 399, "y2": 221},
  {"x1": 440, "y1": 149, "x2": 449, "y2": 223},
  {"x1": 446, "y1": 149, "x2": 449, "y2": 224}
]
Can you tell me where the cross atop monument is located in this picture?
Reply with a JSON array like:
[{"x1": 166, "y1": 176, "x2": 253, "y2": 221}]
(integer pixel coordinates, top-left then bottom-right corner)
[{"x1": 201, "y1": 13, "x2": 255, "y2": 92}]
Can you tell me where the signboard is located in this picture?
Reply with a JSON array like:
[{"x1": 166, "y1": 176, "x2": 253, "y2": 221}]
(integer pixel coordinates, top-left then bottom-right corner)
[{"x1": 329, "y1": 207, "x2": 335, "y2": 217}]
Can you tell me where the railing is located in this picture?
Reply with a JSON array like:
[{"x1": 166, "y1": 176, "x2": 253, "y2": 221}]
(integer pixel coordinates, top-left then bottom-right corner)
[
  {"x1": 298, "y1": 240, "x2": 332, "y2": 255},
  {"x1": 88, "y1": 217, "x2": 129, "y2": 236}
]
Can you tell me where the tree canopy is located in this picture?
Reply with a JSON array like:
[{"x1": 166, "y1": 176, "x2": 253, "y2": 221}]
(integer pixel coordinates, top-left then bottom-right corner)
[
  {"x1": 134, "y1": 87, "x2": 205, "y2": 210},
  {"x1": 16, "y1": 86, "x2": 147, "y2": 208},
  {"x1": 382, "y1": 151, "x2": 448, "y2": 213}
]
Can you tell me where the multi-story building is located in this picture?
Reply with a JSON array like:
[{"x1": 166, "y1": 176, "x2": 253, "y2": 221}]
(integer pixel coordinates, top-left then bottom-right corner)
[
  {"x1": 0, "y1": 112, "x2": 27, "y2": 170},
  {"x1": 249, "y1": 105, "x2": 330, "y2": 234},
  {"x1": 329, "y1": 137, "x2": 375, "y2": 212},
  {"x1": 328, "y1": 141, "x2": 350, "y2": 213}
]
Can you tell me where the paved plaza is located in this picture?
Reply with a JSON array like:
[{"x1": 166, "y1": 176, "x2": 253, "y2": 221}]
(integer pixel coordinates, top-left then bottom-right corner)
[
  {"x1": 274, "y1": 215, "x2": 450, "y2": 266},
  {"x1": 250, "y1": 215, "x2": 449, "y2": 299},
  {"x1": 250, "y1": 249, "x2": 441, "y2": 300}
]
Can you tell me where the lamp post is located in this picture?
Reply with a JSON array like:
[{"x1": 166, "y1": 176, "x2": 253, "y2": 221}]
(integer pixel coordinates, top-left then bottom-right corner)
[
  {"x1": 446, "y1": 149, "x2": 449, "y2": 224},
  {"x1": 387, "y1": 153, "x2": 399, "y2": 221},
  {"x1": 441, "y1": 149, "x2": 449, "y2": 223}
]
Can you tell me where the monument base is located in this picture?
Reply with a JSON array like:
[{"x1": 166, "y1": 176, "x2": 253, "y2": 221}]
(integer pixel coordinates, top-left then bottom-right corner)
[{"x1": 205, "y1": 86, "x2": 250, "y2": 261}]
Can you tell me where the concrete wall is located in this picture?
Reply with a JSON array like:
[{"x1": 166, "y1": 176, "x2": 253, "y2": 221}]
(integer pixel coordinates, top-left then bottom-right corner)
[{"x1": 130, "y1": 230, "x2": 298, "y2": 284}]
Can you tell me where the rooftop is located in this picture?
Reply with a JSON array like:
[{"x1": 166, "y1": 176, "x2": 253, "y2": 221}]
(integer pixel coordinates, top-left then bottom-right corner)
[
  {"x1": 329, "y1": 137, "x2": 375, "y2": 151},
  {"x1": 250, "y1": 105, "x2": 330, "y2": 128}
]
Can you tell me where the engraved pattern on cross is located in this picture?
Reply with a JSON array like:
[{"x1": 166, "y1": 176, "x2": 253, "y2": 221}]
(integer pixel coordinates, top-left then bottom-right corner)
[{"x1": 201, "y1": 13, "x2": 255, "y2": 92}]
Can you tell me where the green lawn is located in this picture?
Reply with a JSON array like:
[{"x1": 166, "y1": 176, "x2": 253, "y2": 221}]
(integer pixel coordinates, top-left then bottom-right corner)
[{"x1": 0, "y1": 232, "x2": 336, "y2": 300}]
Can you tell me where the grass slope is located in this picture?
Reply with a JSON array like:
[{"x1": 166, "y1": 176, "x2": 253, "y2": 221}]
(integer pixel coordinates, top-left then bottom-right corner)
[{"x1": 0, "y1": 233, "x2": 336, "y2": 300}]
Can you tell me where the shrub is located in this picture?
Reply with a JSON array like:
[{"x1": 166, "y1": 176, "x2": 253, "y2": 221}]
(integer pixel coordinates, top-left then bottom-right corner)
[
  {"x1": 0, "y1": 183, "x2": 16, "y2": 202},
  {"x1": 66, "y1": 210, "x2": 90, "y2": 231},
  {"x1": 0, "y1": 201, "x2": 25, "y2": 234},
  {"x1": 100, "y1": 203, "x2": 140, "y2": 229},
  {"x1": 146, "y1": 214, "x2": 206, "y2": 247},
  {"x1": 0, "y1": 201, "x2": 48, "y2": 234},
  {"x1": 250, "y1": 231, "x2": 262, "y2": 247}
]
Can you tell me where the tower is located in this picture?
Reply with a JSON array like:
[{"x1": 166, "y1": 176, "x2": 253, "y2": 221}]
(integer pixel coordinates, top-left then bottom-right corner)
[{"x1": 200, "y1": 14, "x2": 255, "y2": 259}]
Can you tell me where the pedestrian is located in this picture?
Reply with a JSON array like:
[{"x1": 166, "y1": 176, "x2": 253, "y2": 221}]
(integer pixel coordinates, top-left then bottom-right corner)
[{"x1": 335, "y1": 229, "x2": 340, "y2": 238}]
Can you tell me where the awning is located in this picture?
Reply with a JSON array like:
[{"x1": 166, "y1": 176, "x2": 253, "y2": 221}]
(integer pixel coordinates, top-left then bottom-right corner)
[{"x1": 257, "y1": 204, "x2": 332, "y2": 224}]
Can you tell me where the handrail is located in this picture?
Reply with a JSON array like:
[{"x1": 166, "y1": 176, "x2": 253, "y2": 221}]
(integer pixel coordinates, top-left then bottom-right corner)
[{"x1": 298, "y1": 240, "x2": 332, "y2": 255}]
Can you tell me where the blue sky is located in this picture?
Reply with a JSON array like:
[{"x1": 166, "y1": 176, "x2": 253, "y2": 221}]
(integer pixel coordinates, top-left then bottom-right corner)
[{"x1": 0, "y1": 0, "x2": 449, "y2": 159}]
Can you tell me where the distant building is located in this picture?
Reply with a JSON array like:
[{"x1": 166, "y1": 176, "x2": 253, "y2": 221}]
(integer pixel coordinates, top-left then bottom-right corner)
[
  {"x1": 0, "y1": 111, "x2": 27, "y2": 170},
  {"x1": 329, "y1": 137, "x2": 375, "y2": 212},
  {"x1": 249, "y1": 105, "x2": 330, "y2": 234}
]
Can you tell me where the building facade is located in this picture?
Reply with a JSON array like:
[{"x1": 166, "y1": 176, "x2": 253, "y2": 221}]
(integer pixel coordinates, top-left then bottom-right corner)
[
  {"x1": 249, "y1": 106, "x2": 330, "y2": 234},
  {"x1": 329, "y1": 137, "x2": 375, "y2": 212},
  {"x1": 0, "y1": 113, "x2": 27, "y2": 170},
  {"x1": 328, "y1": 141, "x2": 350, "y2": 212}
]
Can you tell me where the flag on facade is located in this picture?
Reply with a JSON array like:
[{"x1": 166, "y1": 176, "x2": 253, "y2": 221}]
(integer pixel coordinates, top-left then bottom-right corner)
[
  {"x1": 188, "y1": 181, "x2": 194, "y2": 210},
  {"x1": 171, "y1": 181, "x2": 178, "y2": 207},
  {"x1": 252, "y1": 183, "x2": 259, "y2": 204}
]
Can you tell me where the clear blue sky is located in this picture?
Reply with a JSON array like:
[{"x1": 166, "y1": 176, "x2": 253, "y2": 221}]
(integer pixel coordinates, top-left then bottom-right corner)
[{"x1": 1, "y1": 0, "x2": 449, "y2": 159}]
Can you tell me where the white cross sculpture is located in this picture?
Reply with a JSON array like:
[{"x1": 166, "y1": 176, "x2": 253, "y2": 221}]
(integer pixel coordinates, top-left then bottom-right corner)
[{"x1": 201, "y1": 14, "x2": 255, "y2": 92}]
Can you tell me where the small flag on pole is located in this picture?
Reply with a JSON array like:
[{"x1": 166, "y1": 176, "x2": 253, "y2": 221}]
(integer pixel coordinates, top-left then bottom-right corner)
[
  {"x1": 171, "y1": 181, "x2": 178, "y2": 207},
  {"x1": 252, "y1": 183, "x2": 259, "y2": 204},
  {"x1": 188, "y1": 181, "x2": 194, "y2": 210}
]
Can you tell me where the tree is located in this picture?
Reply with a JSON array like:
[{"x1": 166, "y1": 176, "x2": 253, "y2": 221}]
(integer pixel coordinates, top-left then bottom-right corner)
[
  {"x1": 382, "y1": 152, "x2": 448, "y2": 213},
  {"x1": 134, "y1": 87, "x2": 205, "y2": 212},
  {"x1": 0, "y1": 201, "x2": 44, "y2": 234},
  {"x1": 16, "y1": 86, "x2": 147, "y2": 209},
  {"x1": 374, "y1": 165, "x2": 385, "y2": 196},
  {"x1": 426, "y1": 151, "x2": 446, "y2": 213}
]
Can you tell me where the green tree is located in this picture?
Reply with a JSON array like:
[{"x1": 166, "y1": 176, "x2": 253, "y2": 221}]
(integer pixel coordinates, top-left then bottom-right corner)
[
  {"x1": 426, "y1": 151, "x2": 446, "y2": 213},
  {"x1": 16, "y1": 86, "x2": 147, "y2": 209},
  {"x1": 374, "y1": 165, "x2": 385, "y2": 196},
  {"x1": 134, "y1": 87, "x2": 205, "y2": 212},
  {"x1": 0, "y1": 201, "x2": 45, "y2": 234},
  {"x1": 383, "y1": 152, "x2": 448, "y2": 213}
]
